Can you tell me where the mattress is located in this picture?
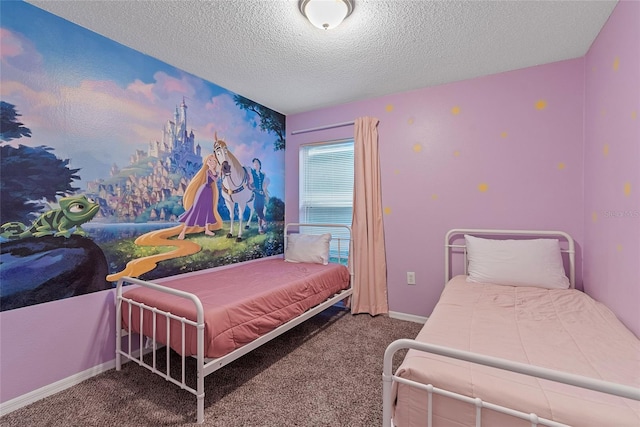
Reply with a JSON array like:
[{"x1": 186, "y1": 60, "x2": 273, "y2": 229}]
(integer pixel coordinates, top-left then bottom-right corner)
[
  {"x1": 121, "y1": 258, "x2": 350, "y2": 358},
  {"x1": 393, "y1": 275, "x2": 640, "y2": 427}
]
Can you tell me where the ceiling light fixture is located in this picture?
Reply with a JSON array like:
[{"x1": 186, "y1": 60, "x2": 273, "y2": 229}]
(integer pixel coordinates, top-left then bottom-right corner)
[{"x1": 299, "y1": 0, "x2": 355, "y2": 30}]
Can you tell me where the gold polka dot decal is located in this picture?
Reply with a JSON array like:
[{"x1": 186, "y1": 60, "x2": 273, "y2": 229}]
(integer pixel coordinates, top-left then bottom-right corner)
[
  {"x1": 603, "y1": 144, "x2": 609, "y2": 156},
  {"x1": 394, "y1": 169, "x2": 400, "y2": 175},
  {"x1": 616, "y1": 244, "x2": 623, "y2": 253},
  {"x1": 453, "y1": 150, "x2": 460, "y2": 157},
  {"x1": 500, "y1": 131, "x2": 508, "y2": 139},
  {"x1": 384, "y1": 207, "x2": 392, "y2": 215},
  {"x1": 385, "y1": 104, "x2": 394, "y2": 112},
  {"x1": 591, "y1": 212, "x2": 598, "y2": 223},
  {"x1": 632, "y1": 110, "x2": 637, "y2": 120},
  {"x1": 535, "y1": 100, "x2": 547, "y2": 110},
  {"x1": 613, "y1": 56, "x2": 620, "y2": 71},
  {"x1": 624, "y1": 182, "x2": 631, "y2": 196},
  {"x1": 478, "y1": 183, "x2": 489, "y2": 192},
  {"x1": 431, "y1": 194, "x2": 438, "y2": 200},
  {"x1": 407, "y1": 118, "x2": 414, "y2": 125},
  {"x1": 412, "y1": 144, "x2": 422, "y2": 153},
  {"x1": 451, "y1": 106, "x2": 461, "y2": 115},
  {"x1": 601, "y1": 108, "x2": 607, "y2": 117},
  {"x1": 557, "y1": 162, "x2": 566, "y2": 170}
]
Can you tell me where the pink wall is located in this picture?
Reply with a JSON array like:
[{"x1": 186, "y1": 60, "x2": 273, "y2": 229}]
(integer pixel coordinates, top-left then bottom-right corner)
[
  {"x1": 0, "y1": 290, "x2": 116, "y2": 402},
  {"x1": 287, "y1": 1, "x2": 639, "y2": 336},
  {"x1": 2, "y1": 0, "x2": 637, "y2": 410},
  {"x1": 287, "y1": 58, "x2": 586, "y2": 319},
  {"x1": 583, "y1": 0, "x2": 639, "y2": 335}
]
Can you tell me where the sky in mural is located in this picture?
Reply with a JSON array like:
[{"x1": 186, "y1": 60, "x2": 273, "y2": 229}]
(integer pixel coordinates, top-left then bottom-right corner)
[{"x1": 0, "y1": 1, "x2": 284, "y2": 199}]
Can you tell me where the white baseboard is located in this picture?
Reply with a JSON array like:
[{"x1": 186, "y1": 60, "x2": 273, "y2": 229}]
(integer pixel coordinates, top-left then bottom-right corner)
[
  {"x1": 388, "y1": 311, "x2": 428, "y2": 324},
  {"x1": 2, "y1": 309, "x2": 424, "y2": 416},
  {"x1": 0, "y1": 359, "x2": 114, "y2": 417},
  {"x1": 0, "y1": 348, "x2": 144, "y2": 417}
]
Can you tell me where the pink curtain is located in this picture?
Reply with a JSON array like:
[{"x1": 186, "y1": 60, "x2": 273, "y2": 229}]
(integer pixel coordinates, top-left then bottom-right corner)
[{"x1": 350, "y1": 116, "x2": 388, "y2": 315}]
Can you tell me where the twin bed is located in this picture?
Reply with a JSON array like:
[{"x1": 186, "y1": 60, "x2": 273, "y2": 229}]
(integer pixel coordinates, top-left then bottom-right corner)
[
  {"x1": 115, "y1": 223, "x2": 352, "y2": 424},
  {"x1": 383, "y1": 229, "x2": 640, "y2": 427},
  {"x1": 115, "y1": 224, "x2": 639, "y2": 426}
]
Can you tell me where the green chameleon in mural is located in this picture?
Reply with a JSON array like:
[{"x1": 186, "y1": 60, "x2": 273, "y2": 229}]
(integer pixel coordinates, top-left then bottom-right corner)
[{"x1": 0, "y1": 195, "x2": 100, "y2": 239}]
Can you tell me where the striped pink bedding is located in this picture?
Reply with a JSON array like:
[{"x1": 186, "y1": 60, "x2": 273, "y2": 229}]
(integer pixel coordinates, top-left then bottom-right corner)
[
  {"x1": 393, "y1": 275, "x2": 640, "y2": 427},
  {"x1": 121, "y1": 258, "x2": 350, "y2": 358}
]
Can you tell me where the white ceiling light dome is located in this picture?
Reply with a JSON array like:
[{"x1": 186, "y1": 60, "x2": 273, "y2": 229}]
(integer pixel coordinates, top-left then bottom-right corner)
[{"x1": 299, "y1": 0, "x2": 355, "y2": 30}]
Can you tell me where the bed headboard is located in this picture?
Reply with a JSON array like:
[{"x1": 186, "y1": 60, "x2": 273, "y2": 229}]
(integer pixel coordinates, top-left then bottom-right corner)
[
  {"x1": 444, "y1": 229, "x2": 576, "y2": 289},
  {"x1": 284, "y1": 222, "x2": 352, "y2": 266}
]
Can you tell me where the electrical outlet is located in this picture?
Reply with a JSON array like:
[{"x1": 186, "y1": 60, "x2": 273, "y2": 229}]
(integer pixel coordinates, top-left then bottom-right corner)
[{"x1": 407, "y1": 271, "x2": 416, "y2": 285}]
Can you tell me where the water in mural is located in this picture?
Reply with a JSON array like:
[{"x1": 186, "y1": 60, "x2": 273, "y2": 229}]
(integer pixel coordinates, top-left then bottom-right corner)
[{"x1": 0, "y1": 2, "x2": 286, "y2": 311}]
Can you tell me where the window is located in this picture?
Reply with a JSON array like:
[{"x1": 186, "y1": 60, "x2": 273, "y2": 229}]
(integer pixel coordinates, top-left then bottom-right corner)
[{"x1": 299, "y1": 139, "x2": 354, "y2": 260}]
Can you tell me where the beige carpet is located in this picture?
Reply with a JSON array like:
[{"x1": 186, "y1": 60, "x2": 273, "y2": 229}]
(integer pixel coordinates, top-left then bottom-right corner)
[{"x1": 1, "y1": 306, "x2": 423, "y2": 426}]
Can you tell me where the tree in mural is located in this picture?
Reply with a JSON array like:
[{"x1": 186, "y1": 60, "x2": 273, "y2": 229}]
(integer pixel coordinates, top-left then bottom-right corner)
[
  {"x1": 1, "y1": 101, "x2": 32, "y2": 142},
  {"x1": 234, "y1": 96, "x2": 285, "y2": 151},
  {"x1": 0, "y1": 101, "x2": 31, "y2": 142},
  {"x1": 266, "y1": 197, "x2": 285, "y2": 222},
  {"x1": 0, "y1": 101, "x2": 81, "y2": 224}
]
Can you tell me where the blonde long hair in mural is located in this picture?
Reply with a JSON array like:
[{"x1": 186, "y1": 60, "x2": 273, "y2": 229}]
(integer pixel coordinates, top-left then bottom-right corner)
[
  {"x1": 106, "y1": 155, "x2": 223, "y2": 281},
  {"x1": 178, "y1": 154, "x2": 224, "y2": 239}
]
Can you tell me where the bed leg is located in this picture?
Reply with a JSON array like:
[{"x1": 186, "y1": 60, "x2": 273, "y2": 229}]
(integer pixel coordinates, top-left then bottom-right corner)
[
  {"x1": 115, "y1": 328, "x2": 121, "y2": 371},
  {"x1": 115, "y1": 280, "x2": 124, "y2": 371},
  {"x1": 382, "y1": 372, "x2": 393, "y2": 427},
  {"x1": 197, "y1": 394, "x2": 204, "y2": 424},
  {"x1": 115, "y1": 307, "x2": 122, "y2": 371}
]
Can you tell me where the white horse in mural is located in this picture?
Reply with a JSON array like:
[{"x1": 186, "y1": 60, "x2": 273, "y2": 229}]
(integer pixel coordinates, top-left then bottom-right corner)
[{"x1": 213, "y1": 135, "x2": 255, "y2": 241}]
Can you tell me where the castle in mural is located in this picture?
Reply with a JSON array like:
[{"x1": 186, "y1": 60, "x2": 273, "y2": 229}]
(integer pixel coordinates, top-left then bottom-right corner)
[
  {"x1": 148, "y1": 98, "x2": 202, "y2": 177},
  {"x1": 86, "y1": 99, "x2": 204, "y2": 223}
]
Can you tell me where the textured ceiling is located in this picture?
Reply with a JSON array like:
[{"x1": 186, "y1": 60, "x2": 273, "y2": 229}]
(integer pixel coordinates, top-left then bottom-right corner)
[{"x1": 26, "y1": 0, "x2": 617, "y2": 115}]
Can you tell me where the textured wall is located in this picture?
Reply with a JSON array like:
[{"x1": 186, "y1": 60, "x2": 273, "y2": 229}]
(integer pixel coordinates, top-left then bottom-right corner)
[
  {"x1": 0, "y1": 2, "x2": 285, "y2": 405},
  {"x1": 584, "y1": 0, "x2": 640, "y2": 335},
  {"x1": 2, "y1": 0, "x2": 637, "y2": 411},
  {"x1": 287, "y1": 57, "x2": 585, "y2": 319},
  {"x1": 287, "y1": 1, "x2": 639, "y2": 336}
]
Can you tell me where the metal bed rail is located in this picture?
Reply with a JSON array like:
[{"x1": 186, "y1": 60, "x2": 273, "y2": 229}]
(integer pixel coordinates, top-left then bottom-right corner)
[
  {"x1": 285, "y1": 222, "x2": 353, "y2": 258},
  {"x1": 115, "y1": 276, "x2": 206, "y2": 422},
  {"x1": 115, "y1": 223, "x2": 354, "y2": 424},
  {"x1": 382, "y1": 339, "x2": 640, "y2": 427},
  {"x1": 116, "y1": 277, "x2": 353, "y2": 424},
  {"x1": 117, "y1": 297, "x2": 201, "y2": 394},
  {"x1": 444, "y1": 229, "x2": 576, "y2": 289},
  {"x1": 201, "y1": 286, "x2": 353, "y2": 377}
]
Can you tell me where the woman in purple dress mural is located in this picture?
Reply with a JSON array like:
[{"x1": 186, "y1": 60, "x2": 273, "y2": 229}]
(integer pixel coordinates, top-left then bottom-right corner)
[{"x1": 178, "y1": 154, "x2": 223, "y2": 240}]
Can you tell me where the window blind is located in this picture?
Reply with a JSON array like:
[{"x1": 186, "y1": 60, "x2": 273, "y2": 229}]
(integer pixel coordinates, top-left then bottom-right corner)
[{"x1": 299, "y1": 139, "x2": 354, "y2": 258}]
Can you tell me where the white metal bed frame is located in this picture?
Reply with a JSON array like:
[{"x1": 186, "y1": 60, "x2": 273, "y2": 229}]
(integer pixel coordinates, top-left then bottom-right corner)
[
  {"x1": 382, "y1": 228, "x2": 640, "y2": 427},
  {"x1": 115, "y1": 223, "x2": 353, "y2": 424},
  {"x1": 444, "y1": 228, "x2": 576, "y2": 289}
]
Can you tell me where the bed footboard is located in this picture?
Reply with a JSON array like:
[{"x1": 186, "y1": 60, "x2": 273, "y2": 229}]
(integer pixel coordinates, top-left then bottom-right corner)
[
  {"x1": 116, "y1": 276, "x2": 352, "y2": 424},
  {"x1": 115, "y1": 223, "x2": 353, "y2": 424},
  {"x1": 115, "y1": 270, "x2": 353, "y2": 424},
  {"x1": 382, "y1": 339, "x2": 640, "y2": 427},
  {"x1": 115, "y1": 276, "x2": 207, "y2": 423}
]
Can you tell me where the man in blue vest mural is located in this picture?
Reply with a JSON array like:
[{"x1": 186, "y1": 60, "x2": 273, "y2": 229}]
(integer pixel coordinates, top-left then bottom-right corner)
[{"x1": 249, "y1": 158, "x2": 269, "y2": 234}]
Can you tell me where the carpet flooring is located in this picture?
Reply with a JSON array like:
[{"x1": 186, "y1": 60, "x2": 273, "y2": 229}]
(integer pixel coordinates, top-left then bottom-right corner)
[{"x1": 1, "y1": 306, "x2": 423, "y2": 427}]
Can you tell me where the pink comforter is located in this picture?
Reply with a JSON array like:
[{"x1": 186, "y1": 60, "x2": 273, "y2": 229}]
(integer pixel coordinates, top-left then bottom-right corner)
[
  {"x1": 393, "y1": 275, "x2": 640, "y2": 427},
  {"x1": 122, "y1": 258, "x2": 350, "y2": 358}
]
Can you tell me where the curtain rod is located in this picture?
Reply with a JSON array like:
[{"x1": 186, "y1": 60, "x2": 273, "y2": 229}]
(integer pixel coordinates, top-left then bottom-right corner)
[{"x1": 290, "y1": 120, "x2": 355, "y2": 135}]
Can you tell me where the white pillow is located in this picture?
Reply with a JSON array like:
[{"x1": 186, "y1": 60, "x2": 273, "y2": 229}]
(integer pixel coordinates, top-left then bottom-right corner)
[
  {"x1": 285, "y1": 233, "x2": 331, "y2": 265},
  {"x1": 465, "y1": 235, "x2": 570, "y2": 289}
]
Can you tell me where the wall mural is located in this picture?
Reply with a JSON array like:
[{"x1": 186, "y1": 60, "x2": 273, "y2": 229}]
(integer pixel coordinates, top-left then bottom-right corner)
[{"x1": 0, "y1": 2, "x2": 286, "y2": 311}]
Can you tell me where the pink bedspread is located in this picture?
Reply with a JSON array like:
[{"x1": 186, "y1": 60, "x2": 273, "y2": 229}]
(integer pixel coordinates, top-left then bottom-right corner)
[
  {"x1": 121, "y1": 258, "x2": 350, "y2": 358},
  {"x1": 393, "y1": 275, "x2": 640, "y2": 427}
]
